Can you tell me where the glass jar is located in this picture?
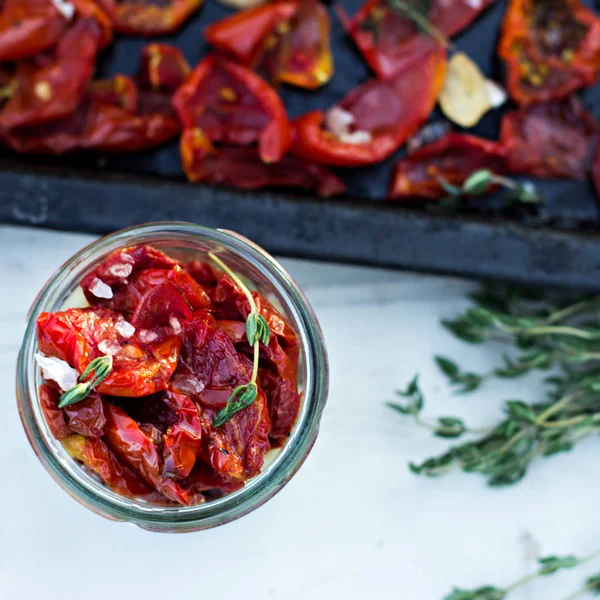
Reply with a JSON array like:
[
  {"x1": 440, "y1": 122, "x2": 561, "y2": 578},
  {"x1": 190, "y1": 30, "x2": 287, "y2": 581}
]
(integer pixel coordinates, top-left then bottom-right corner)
[{"x1": 16, "y1": 222, "x2": 328, "y2": 532}]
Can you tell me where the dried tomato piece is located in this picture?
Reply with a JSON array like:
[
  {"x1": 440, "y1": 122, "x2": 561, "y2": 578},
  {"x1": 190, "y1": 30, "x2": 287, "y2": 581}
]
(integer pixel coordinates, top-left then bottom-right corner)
[
  {"x1": 172, "y1": 55, "x2": 291, "y2": 163},
  {"x1": 131, "y1": 281, "x2": 192, "y2": 330},
  {"x1": 40, "y1": 384, "x2": 69, "y2": 439},
  {"x1": 64, "y1": 392, "x2": 106, "y2": 437},
  {"x1": 0, "y1": 0, "x2": 68, "y2": 62},
  {"x1": 136, "y1": 43, "x2": 191, "y2": 92},
  {"x1": 291, "y1": 47, "x2": 446, "y2": 166},
  {"x1": 81, "y1": 245, "x2": 179, "y2": 306},
  {"x1": 114, "y1": 0, "x2": 203, "y2": 35},
  {"x1": 388, "y1": 132, "x2": 509, "y2": 201},
  {"x1": 218, "y1": 319, "x2": 300, "y2": 444},
  {"x1": 338, "y1": 0, "x2": 493, "y2": 80},
  {"x1": 180, "y1": 128, "x2": 345, "y2": 197},
  {"x1": 36, "y1": 307, "x2": 181, "y2": 397},
  {"x1": 499, "y1": 0, "x2": 600, "y2": 105},
  {"x1": 0, "y1": 18, "x2": 100, "y2": 131},
  {"x1": 173, "y1": 312, "x2": 270, "y2": 481},
  {"x1": 162, "y1": 390, "x2": 202, "y2": 479},
  {"x1": 73, "y1": 0, "x2": 116, "y2": 47},
  {"x1": 103, "y1": 402, "x2": 193, "y2": 504},
  {"x1": 205, "y1": 0, "x2": 332, "y2": 89},
  {"x1": 63, "y1": 434, "x2": 165, "y2": 501},
  {"x1": 89, "y1": 75, "x2": 138, "y2": 112},
  {"x1": 187, "y1": 261, "x2": 218, "y2": 288},
  {"x1": 184, "y1": 460, "x2": 244, "y2": 496},
  {"x1": 500, "y1": 98, "x2": 599, "y2": 179}
]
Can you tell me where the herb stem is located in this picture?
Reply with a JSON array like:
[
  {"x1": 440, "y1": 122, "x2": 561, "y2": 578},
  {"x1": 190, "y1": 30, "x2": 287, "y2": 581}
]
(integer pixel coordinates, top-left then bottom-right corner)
[
  {"x1": 208, "y1": 252, "x2": 258, "y2": 315},
  {"x1": 546, "y1": 298, "x2": 600, "y2": 324}
]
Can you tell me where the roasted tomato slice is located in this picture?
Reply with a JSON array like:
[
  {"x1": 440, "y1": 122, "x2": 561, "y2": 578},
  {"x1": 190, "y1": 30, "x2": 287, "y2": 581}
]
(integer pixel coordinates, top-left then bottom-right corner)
[
  {"x1": 338, "y1": 0, "x2": 493, "y2": 80},
  {"x1": 172, "y1": 54, "x2": 291, "y2": 163},
  {"x1": 63, "y1": 433, "x2": 165, "y2": 501},
  {"x1": 40, "y1": 384, "x2": 69, "y2": 439},
  {"x1": 136, "y1": 43, "x2": 191, "y2": 93},
  {"x1": 114, "y1": 0, "x2": 203, "y2": 35},
  {"x1": 172, "y1": 311, "x2": 271, "y2": 481},
  {"x1": 36, "y1": 307, "x2": 181, "y2": 397},
  {"x1": 0, "y1": 0, "x2": 69, "y2": 62},
  {"x1": 205, "y1": 0, "x2": 332, "y2": 89},
  {"x1": 499, "y1": 0, "x2": 600, "y2": 105},
  {"x1": 500, "y1": 98, "x2": 599, "y2": 179},
  {"x1": 388, "y1": 132, "x2": 509, "y2": 201},
  {"x1": 292, "y1": 46, "x2": 446, "y2": 167},
  {"x1": 103, "y1": 402, "x2": 193, "y2": 504},
  {"x1": 180, "y1": 128, "x2": 345, "y2": 197},
  {"x1": 0, "y1": 18, "x2": 100, "y2": 131},
  {"x1": 218, "y1": 319, "x2": 300, "y2": 445}
]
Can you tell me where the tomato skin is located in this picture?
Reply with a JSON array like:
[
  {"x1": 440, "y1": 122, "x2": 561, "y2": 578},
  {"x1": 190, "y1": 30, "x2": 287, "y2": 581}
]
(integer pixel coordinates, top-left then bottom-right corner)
[
  {"x1": 131, "y1": 281, "x2": 193, "y2": 330},
  {"x1": 338, "y1": 0, "x2": 493, "y2": 80},
  {"x1": 499, "y1": 0, "x2": 600, "y2": 105},
  {"x1": 0, "y1": 18, "x2": 100, "y2": 131},
  {"x1": 291, "y1": 47, "x2": 447, "y2": 167},
  {"x1": 500, "y1": 98, "x2": 599, "y2": 179},
  {"x1": 0, "y1": 0, "x2": 68, "y2": 62},
  {"x1": 180, "y1": 128, "x2": 345, "y2": 197},
  {"x1": 136, "y1": 43, "x2": 191, "y2": 93},
  {"x1": 40, "y1": 384, "x2": 69, "y2": 440},
  {"x1": 103, "y1": 402, "x2": 193, "y2": 504},
  {"x1": 172, "y1": 54, "x2": 291, "y2": 163},
  {"x1": 388, "y1": 133, "x2": 509, "y2": 201},
  {"x1": 64, "y1": 392, "x2": 106, "y2": 438},
  {"x1": 114, "y1": 0, "x2": 203, "y2": 36},
  {"x1": 72, "y1": 0, "x2": 116, "y2": 48}
]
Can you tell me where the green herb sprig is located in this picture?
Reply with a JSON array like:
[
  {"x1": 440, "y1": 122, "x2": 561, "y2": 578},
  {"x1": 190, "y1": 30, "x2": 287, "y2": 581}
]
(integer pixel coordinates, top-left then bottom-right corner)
[
  {"x1": 58, "y1": 355, "x2": 113, "y2": 408},
  {"x1": 444, "y1": 551, "x2": 600, "y2": 600},
  {"x1": 437, "y1": 169, "x2": 543, "y2": 209},
  {"x1": 390, "y1": 285, "x2": 600, "y2": 486},
  {"x1": 208, "y1": 252, "x2": 271, "y2": 428}
]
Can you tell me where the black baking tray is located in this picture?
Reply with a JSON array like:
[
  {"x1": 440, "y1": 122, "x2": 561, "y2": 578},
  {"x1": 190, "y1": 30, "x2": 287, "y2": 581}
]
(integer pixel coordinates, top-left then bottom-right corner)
[{"x1": 1, "y1": 0, "x2": 599, "y2": 290}]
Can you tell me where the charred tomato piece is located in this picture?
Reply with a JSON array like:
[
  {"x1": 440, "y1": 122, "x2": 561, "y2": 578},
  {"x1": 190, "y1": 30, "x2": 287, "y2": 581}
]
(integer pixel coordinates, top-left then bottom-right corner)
[
  {"x1": 499, "y1": 0, "x2": 600, "y2": 104},
  {"x1": 388, "y1": 132, "x2": 509, "y2": 201}
]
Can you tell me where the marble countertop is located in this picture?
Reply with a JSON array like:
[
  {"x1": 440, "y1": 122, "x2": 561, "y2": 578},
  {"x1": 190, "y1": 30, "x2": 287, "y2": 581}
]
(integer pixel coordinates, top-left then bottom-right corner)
[{"x1": 1, "y1": 225, "x2": 599, "y2": 600}]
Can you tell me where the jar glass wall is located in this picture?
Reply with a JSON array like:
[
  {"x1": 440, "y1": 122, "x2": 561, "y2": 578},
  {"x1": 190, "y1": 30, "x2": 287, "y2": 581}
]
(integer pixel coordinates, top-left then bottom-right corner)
[{"x1": 16, "y1": 222, "x2": 328, "y2": 532}]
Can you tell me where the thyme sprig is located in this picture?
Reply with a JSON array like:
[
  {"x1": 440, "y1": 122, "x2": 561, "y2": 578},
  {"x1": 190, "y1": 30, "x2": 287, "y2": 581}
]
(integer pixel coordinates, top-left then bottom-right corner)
[
  {"x1": 208, "y1": 252, "x2": 271, "y2": 427},
  {"x1": 445, "y1": 551, "x2": 600, "y2": 600},
  {"x1": 390, "y1": 285, "x2": 600, "y2": 486},
  {"x1": 58, "y1": 355, "x2": 113, "y2": 408}
]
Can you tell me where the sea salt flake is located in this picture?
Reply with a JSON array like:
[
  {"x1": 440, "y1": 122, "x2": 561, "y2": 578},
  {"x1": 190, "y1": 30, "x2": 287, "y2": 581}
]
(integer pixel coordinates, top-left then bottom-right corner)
[
  {"x1": 89, "y1": 277, "x2": 113, "y2": 299},
  {"x1": 339, "y1": 130, "x2": 372, "y2": 144},
  {"x1": 172, "y1": 373, "x2": 206, "y2": 396},
  {"x1": 120, "y1": 253, "x2": 135, "y2": 264},
  {"x1": 169, "y1": 316, "x2": 182, "y2": 334},
  {"x1": 52, "y1": 0, "x2": 76, "y2": 20},
  {"x1": 325, "y1": 106, "x2": 355, "y2": 137},
  {"x1": 138, "y1": 329, "x2": 159, "y2": 344},
  {"x1": 98, "y1": 339, "x2": 122, "y2": 356},
  {"x1": 108, "y1": 263, "x2": 133, "y2": 278},
  {"x1": 115, "y1": 318, "x2": 135, "y2": 338},
  {"x1": 485, "y1": 79, "x2": 508, "y2": 108},
  {"x1": 464, "y1": 0, "x2": 482, "y2": 8},
  {"x1": 35, "y1": 353, "x2": 78, "y2": 391}
]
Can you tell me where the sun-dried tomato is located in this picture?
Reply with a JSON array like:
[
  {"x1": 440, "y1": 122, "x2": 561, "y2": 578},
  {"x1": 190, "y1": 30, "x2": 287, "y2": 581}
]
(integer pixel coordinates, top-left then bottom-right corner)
[
  {"x1": 500, "y1": 97, "x2": 599, "y2": 179},
  {"x1": 180, "y1": 128, "x2": 345, "y2": 197},
  {"x1": 205, "y1": 0, "x2": 333, "y2": 89},
  {"x1": 40, "y1": 384, "x2": 69, "y2": 439},
  {"x1": 0, "y1": 18, "x2": 100, "y2": 131},
  {"x1": 72, "y1": 0, "x2": 116, "y2": 48},
  {"x1": 63, "y1": 434, "x2": 165, "y2": 501},
  {"x1": 173, "y1": 54, "x2": 291, "y2": 163},
  {"x1": 36, "y1": 307, "x2": 181, "y2": 397},
  {"x1": 338, "y1": 0, "x2": 493, "y2": 80},
  {"x1": 103, "y1": 402, "x2": 193, "y2": 504},
  {"x1": 136, "y1": 43, "x2": 191, "y2": 93},
  {"x1": 0, "y1": 0, "x2": 69, "y2": 62},
  {"x1": 388, "y1": 132, "x2": 509, "y2": 200},
  {"x1": 114, "y1": 0, "x2": 203, "y2": 35},
  {"x1": 499, "y1": 0, "x2": 600, "y2": 105},
  {"x1": 64, "y1": 392, "x2": 106, "y2": 437},
  {"x1": 131, "y1": 281, "x2": 193, "y2": 331},
  {"x1": 292, "y1": 46, "x2": 446, "y2": 166}
]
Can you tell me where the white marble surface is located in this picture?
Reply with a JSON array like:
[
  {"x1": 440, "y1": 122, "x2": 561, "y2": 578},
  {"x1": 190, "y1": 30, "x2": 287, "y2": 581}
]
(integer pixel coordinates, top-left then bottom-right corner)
[{"x1": 1, "y1": 225, "x2": 600, "y2": 600}]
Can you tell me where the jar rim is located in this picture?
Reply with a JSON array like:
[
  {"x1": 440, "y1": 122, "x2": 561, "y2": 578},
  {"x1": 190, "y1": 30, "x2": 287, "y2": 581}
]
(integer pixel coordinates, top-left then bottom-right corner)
[{"x1": 16, "y1": 222, "x2": 328, "y2": 531}]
